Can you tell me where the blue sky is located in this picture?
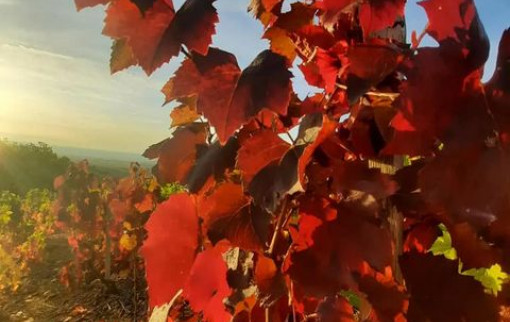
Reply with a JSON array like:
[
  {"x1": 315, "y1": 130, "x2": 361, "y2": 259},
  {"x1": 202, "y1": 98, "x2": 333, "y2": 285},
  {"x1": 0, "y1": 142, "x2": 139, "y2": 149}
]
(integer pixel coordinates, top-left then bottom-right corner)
[{"x1": 0, "y1": 0, "x2": 508, "y2": 153}]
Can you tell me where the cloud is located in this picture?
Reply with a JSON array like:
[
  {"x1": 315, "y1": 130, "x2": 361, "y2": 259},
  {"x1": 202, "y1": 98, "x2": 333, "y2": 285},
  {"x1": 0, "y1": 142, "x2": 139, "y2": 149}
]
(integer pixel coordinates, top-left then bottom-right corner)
[
  {"x1": 0, "y1": 0, "x2": 15, "y2": 5},
  {"x1": 0, "y1": 39, "x2": 174, "y2": 153},
  {"x1": 2, "y1": 43, "x2": 74, "y2": 61}
]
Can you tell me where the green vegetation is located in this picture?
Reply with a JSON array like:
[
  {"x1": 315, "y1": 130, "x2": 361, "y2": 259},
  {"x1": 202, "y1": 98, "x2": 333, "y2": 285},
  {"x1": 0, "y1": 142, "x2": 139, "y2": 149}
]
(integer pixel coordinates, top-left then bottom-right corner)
[
  {"x1": 159, "y1": 182, "x2": 186, "y2": 200},
  {"x1": 429, "y1": 224, "x2": 458, "y2": 260},
  {"x1": 0, "y1": 140, "x2": 70, "y2": 194},
  {"x1": 430, "y1": 224, "x2": 509, "y2": 295},
  {"x1": 0, "y1": 189, "x2": 55, "y2": 290}
]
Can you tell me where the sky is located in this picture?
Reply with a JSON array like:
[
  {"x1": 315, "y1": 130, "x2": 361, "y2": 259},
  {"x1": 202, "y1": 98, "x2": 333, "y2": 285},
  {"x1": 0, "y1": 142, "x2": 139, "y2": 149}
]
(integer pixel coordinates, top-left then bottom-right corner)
[{"x1": 0, "y1": 0, "x2": 508, "y2": 154}]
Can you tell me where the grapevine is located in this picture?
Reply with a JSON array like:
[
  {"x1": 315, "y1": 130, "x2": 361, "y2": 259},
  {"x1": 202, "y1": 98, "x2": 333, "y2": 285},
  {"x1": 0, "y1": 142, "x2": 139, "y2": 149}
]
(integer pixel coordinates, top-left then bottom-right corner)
[{"x1": 74, "y1": 0, "x2": 510, "y2": 321}]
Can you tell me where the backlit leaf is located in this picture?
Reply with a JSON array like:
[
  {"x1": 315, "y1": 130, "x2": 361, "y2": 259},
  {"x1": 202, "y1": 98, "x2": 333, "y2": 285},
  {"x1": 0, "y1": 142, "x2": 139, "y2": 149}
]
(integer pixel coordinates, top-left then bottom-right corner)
[
  {"x1": 142, "y1": 193, "x2": 199, "y2": 308},
  {"x1": 184, "y1": 248, "x2": 232, "y2": 322}
]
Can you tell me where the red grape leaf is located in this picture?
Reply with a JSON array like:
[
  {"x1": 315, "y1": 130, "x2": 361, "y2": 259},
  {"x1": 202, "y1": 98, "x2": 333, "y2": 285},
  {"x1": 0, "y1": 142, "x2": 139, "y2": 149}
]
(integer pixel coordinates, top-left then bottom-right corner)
[
  {"x1": 348, "y1": 43, "x2": 403, "y2": 83},
  {"x1": 249, "y1": 145, "x2": 304, "y2": 212},
  {"x1": 317, "y1": 296, "x2": 355, "y2": 322},
  {"x1": 198, "y1": 182, "x2": 251, "y2": 229},
  {"x1": 130, "y1": 0, "x2": 157, "y2": 14},
  {"x1": 162, "y1": 48, "x2": 243, "y2": 143},
  {"x1": 403, "y1": 222, "x2": 439, "y2": 253},
  {"x1": 103, "y1": 0, "x2": 175, "y2": 74},
  {"x1": 184, "y1": 248, "x2": 232, "y2": 322},
  {"x1": 144, "y1": 123, "x2": 208, "y2": 184},
  {"x1": 170, "y1": 96, "x2": 200, "y2": 128},
  {"x1": 346, "y1": 43, "x2": 403, "y2": 103},
  {"x1": 400, "y1": 252, "x2": 499, "y2": 321},
  {"x1": 419, "y1": 147, "x2": 510, "y2": 226},
  {"x1": 418, "y1": 0, "x2": 476, "y2": 42},
  {"x1": 396, "y1": 47, "x2": 468, "y2": 141},
  {"x1": 329, "y1": 161, "x2": 399, "y2": 199},
  {"x1": 168, "y1": 50, "x2": 292, "y2": 144},
  {"x1": 359, "y1": 0, "x2": 406, "y2": 39},
  {"x1": 157, "y1": 0, "x2": 218, "y2": 57},
  {"x1": 381, "y1": 130, "x2": 436, "y2": 157},
  {"x1": 314, "y1": 44, "x2": 348, "y2": 93},
  {"x1": 109, "y1": 198, "x2": 131, "y2": 225},
  {"x1": 317, "y1": 295, "x2": 356, "y2": 322},
  {"x1": 161, "y1": 59, "x2": 201, "y2": 104},
  {"x1": 186, "y1": 137, "x2": 239, "y2": 193},
  {"x1": 220, "y1": 50, "x2": 293, "y2": 143},
  {"x1": 294, "y1": 25, "x2": 336, "y2": 50},
  {"x1": 448, "y1": 222, "x2": 503, "y2": 270},
  {"x1": 273, "y1": 2, "x2": 316, "y2": 31},
  {"x1": 211, "y1": 204, "x2": 271, "y2": 251},
  {"x1": 298, "y1": 115, "x2": 339, "y2": 186},
  {"x1": 142, "y1": 193, "x2": 199, "y2": 308},
  {"x1": 357, "y1": 264, "x2": 408, "y2": 322},
  {"x1": 134, "y1": 193, "x2": 154, "y2": 214},
  {"x1": 262, "y1": 2, "x2": 315, "y2": 61},
  {"x1": 488, "y1": 29, "x2": 510, "y2": 145},
  {"x1": 75, "y1": 0, "x2": 109, "y2": 10},
  {"x1": 350, "y1": 105, "x2": 388, "y2": 156},
  {"x1": 103, "y1": 0, "x2": 218, "y2": 75},
  {"x1": 254, "y1": 255, "x2": 286, "y2": 304},
  {"x1": 198, "y1": 183, "x2": 269, "y2": 250},
  {"x1": 396, "y1": 6, "x2": 490, "y2": 144},
  {"x1": 299, "y1": 61, "x2": 327, "y2": 90},
  {"x1": 237, "y1": 130, "x2": 291, "y2": 187},
  {"x1": 286, "y1": 197, "x2": 393, "y2": 296},
  {"x1": 197, "y1": 182, "x2": 269, "y2": 251},
  {"x1": 314, "y1": 0, "x2": 355, "y2": 12}
]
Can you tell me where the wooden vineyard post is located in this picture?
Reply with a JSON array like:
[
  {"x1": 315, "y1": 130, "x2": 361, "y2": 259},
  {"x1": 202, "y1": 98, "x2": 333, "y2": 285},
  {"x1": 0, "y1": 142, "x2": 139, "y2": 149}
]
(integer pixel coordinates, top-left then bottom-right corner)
[
  {"x1": 104, "y1": 201, "x2": 112, "y2": 280},
  {"x1": 369, "y1": 156, "x2": 404, "y2": 282},
  {"x1": 366, "y1": 11, "x2": 406, "y2": 283}
]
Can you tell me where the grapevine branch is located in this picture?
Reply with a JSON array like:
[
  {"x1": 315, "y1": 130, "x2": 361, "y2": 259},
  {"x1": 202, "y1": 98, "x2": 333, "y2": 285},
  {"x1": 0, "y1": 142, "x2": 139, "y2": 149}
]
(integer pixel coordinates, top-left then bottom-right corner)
[{"x1": 267, "y1": 198, "x2": 291, "y2": 257}]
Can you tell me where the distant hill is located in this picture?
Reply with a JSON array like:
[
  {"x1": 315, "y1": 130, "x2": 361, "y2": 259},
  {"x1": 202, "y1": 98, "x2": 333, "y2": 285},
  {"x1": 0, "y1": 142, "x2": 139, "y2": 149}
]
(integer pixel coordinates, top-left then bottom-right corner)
[
  {"x1": 52, "y1": 146, "x2": 155, "y2": 178},
  {"x1": 0, "y1": 140, "x2": 71, "y2": 194},
  {"x1": 0, "y1": 140, "x2": 156, "y2": 193},
  {"x1": 52, "y1": 146, "x2": 151, "y2": 164}
]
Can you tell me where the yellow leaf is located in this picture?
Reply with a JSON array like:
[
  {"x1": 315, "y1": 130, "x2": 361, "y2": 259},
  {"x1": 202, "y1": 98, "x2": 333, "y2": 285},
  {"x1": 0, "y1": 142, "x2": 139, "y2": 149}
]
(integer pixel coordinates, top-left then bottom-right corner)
[
  {"x1": 110, "y1": 39, "x2": 136, "y2": 74},
  {"x1": 263, "y1": 27, "x2": 296, "y2": 63},
  {"x1": 170, "y1": 96, "x2": 200, "y2": 128},
  {"x1": 123, "y1": 221, "x2": 133, "y2": 230},
  {"x1": 119, "y1": 233, "x2": 137, "y2": 251}
]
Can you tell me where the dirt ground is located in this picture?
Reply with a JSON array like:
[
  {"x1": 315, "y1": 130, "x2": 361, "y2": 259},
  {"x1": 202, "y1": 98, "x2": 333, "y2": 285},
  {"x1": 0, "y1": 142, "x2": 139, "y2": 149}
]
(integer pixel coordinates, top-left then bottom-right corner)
[{"x1": 0, "y1": 235, "x2": 147, "y2": 322}]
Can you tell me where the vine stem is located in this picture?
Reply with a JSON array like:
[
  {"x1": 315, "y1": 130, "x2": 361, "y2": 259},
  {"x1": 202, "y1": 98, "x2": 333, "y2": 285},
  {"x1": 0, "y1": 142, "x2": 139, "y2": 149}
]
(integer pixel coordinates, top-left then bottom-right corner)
[
  {"x1": 267, "y1": 198, "x2": 290, "y2": 256},
  {"x1": 335, "y1": 83, "x2": 400, "y2": 99},
  {"x1": 103, "y1": 202, "x2": 112, "y2": 280},
  {"x1": 290, "y1": 281, "x2": 297, "y2": 322},
  {"x1": 132, "y1": 251, "x2": 137, "y2": 321},
  {"x1": 265, "y1": 198, "x2": 291, "y2": 322}
]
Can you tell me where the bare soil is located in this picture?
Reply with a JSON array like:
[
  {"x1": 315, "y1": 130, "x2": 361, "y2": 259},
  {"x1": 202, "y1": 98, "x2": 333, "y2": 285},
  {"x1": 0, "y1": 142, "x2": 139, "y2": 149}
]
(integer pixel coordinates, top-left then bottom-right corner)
[{"x1": 0, "y1": 235, "x2": 147, "y2": 322}]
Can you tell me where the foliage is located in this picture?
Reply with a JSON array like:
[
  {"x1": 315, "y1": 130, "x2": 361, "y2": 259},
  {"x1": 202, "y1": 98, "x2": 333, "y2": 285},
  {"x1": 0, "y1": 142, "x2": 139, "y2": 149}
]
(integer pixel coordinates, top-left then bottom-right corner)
[
  {"x1": 53, "y1": 161, "x2": 156, "y2": 286},
  {"x1": 76, "y1": 0, "x2": 510, "y2": 321},
  {"x1": 0, "y1": 140, "x2": 70, "y2": 194},
  {"x1": 427, "y1": 224, "x2": 509, "y2": 296},
  {"x1": 159, "y1": 182, "x2": 186, "y2": 200},
  {"x1": 0, "y1": 189, "x2": 55, "y2": 290},
  {"x1": 463, "y1": 265, "x2": 509, "y2": 296},
  {"x1": 429, "y1": 224, "x2": 457, "y2": 260}
]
